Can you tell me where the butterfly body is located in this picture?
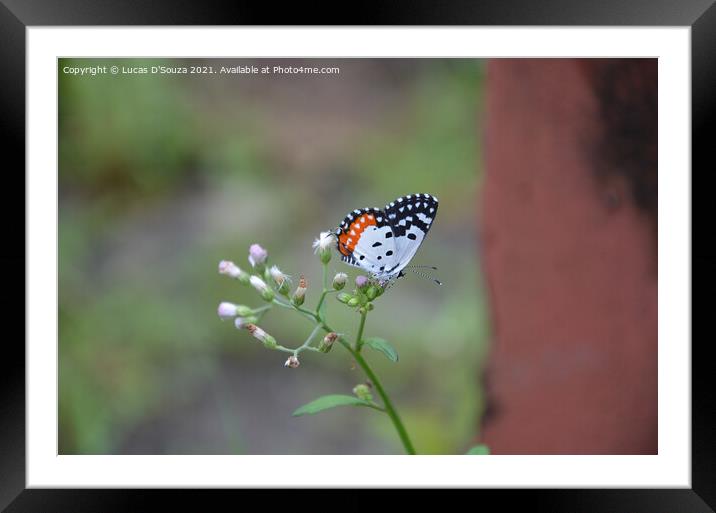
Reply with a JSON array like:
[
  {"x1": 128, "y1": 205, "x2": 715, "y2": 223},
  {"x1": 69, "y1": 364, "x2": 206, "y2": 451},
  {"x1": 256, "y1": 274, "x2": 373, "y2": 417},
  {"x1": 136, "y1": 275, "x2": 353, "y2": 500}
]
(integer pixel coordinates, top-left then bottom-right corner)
[{"x1": 335, "y1": 193, "x2": 438, "y2": 284}]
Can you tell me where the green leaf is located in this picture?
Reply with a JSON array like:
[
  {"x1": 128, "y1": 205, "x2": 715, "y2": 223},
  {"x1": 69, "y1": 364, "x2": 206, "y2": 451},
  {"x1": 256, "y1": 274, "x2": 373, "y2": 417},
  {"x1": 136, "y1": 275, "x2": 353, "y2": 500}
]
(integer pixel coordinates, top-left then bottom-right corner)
[
  {"x1": 292, "y1": 394, "x2": 373, "y2": 417},
  {"x1": 466, "y1": 444, "x2": 490, "y2": 455},
  {"x1": 363, "y1": 337, "x2": 399, "y2": 362}
]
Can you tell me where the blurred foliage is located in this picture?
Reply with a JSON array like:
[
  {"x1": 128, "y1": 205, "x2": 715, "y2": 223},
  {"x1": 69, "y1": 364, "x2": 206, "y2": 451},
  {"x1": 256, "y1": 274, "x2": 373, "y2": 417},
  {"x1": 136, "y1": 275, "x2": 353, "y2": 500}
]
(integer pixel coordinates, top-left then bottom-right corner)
[{"x1": 58, "y1": 58, "x2": 489, "y2": 454}]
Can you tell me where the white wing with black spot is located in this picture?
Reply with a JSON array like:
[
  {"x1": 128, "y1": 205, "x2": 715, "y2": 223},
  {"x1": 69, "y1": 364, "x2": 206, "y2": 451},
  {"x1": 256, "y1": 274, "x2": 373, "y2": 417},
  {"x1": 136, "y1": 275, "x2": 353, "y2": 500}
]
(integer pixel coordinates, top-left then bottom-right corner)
[{"x1": 382, "y1": 193, "x2": 438, "y2": 279}]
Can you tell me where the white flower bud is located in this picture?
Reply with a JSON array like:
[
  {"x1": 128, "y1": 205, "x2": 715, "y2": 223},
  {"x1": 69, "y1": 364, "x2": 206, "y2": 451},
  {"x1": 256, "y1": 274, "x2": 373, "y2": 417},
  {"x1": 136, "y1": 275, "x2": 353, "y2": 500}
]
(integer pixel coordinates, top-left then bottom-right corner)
[
  {"x1": 217, "y1": 302, "x2": 238, "y2": 320},
  {"x1": 250, "y1": 275, "x2": 268, "y2": 293},
  {"x1": 246, "y1": 323, "x2": 277, "y2": 349},
  {"x1": 332, "y1": 272, "x2": 348, "y2": 290},
  {"x1": 312, "y1": 231, "x2": 334, "y2": 264},
  {"x1": 312, "y1": 231, "x2": 333, "y2": 253},
  {"x1": 250, "y1": 275, "x2": 275, "y2": 302},
  {"x1": 269, "y1": 265, "x2": 291, "y2": 295},
  {"x1": 269, "y1": 265, "x2": 289, "y2": 285}
]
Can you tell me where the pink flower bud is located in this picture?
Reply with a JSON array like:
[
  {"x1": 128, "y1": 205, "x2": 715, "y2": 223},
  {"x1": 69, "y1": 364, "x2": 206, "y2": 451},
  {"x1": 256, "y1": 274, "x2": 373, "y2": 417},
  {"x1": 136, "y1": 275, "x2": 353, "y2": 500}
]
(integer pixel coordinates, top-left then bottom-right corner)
[
  {"x1": 218, "y1": 260, "x2": 241, "y2": 278},
  {"x1": 284, "y1": 355, "x2": 300, "y2": 368},
  {"x1": 248, "y1": 244, "x2": 268, "y2": 267},
  {"x1": 217, "y1": 302, "x2": 238, "y2": 320},
  {"x1": 355, "y1": 275, "x2": 369, "y2": 289}
]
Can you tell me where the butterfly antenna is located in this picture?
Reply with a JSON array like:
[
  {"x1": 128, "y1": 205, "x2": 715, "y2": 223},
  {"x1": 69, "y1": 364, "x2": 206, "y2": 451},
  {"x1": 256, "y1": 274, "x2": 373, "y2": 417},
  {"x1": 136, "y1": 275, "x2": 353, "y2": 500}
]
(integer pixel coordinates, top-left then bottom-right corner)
[
  {"x1": 407, "y1": 265, "x2": 439, "y2": 270},
  {"x1": 408, "y1": 268, "x2": 443, "y2": 286}
]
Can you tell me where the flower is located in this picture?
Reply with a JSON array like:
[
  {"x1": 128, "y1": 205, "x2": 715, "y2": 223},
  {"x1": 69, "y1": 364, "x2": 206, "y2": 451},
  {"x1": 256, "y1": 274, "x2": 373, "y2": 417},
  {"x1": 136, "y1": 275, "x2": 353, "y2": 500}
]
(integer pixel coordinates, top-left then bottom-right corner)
[
  {"x1": 355, "y1": 275, "x2": 369, "y2": 289},
  {"x1": 218, "y1": 260, "x2": 250, "y2": 284},
  {"x1": 250, "y1": 275, "x2": 275, "y2": 302},
  {"x1": 218, "y1": 302, "x2": 253, "y2": 320},
  {"x1": 218, "y1": 260, "x2": 240, "y2": 278},
  {"x1": 312, "y1": 231, "x2": 334, "y2": 253},
  {"x1": 292, "y1": 275, "x2": 307, "y2": 306},
  {"x1": 313, "y1": 231, "x2": 334, "y2": 264},
  {"x1": 246, "y1": 323, "x2": 277, "y2": 349},
  {"x1": 269, "y1": 265, "x2": 291, "y2": 295},
  {"x1": 234, "y1": 316, "x2": 258, "y2": 329},
  {"x1": 319, "y1": 332, "x2": 339, "y2": 353},
  {"x1": 269, "y1": 265, "x2": 289, "y2": 285},
  {"x1": 284, "y1": 355, "x2": 300, "y2": 368},
  {"x1": 250, "y1": 275, "x2": 269, "y2": 293},
  {"x1": 217, "y1": 302, "x2": 238, "y2": 320},
  {"x1": 332, "y1": 272, "x2": 348, "y2": 290},
  {"x1": 248, "y1": 244, "x2": 268, "y2": 267}
]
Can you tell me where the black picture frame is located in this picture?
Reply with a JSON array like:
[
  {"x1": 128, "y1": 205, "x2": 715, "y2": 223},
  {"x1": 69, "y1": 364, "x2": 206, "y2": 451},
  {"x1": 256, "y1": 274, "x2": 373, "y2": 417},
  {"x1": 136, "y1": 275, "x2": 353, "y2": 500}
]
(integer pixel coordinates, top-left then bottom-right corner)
[{"x1": 2, "y1": 1, "x2": 712, "y2": 510}]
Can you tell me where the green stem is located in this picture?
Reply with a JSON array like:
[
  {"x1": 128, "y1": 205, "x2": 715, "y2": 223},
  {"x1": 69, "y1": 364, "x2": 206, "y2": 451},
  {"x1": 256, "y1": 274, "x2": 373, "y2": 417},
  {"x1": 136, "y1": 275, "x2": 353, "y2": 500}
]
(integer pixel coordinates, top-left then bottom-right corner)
[
  {"x1": 316, "y1": 262, "x2": 330, "y2": 320},
  {"x1": 295, "y1": 324, "x2": 322, "y2": 355},
  {"x1": 272, "y1": 298, "x2": 316, "y2": 323},
  {"x1": 318, "y1": 317, "x2": 416, "y2": 454},
  {"x1": 326, "y1": 309, "x2": 416, "y2": 455},
  {"x1": 340, "y1": 338, "x2": 416, "y2": 455},
  {"x1": 267, "y1": 262, "x2": 415, "y2": 454},
  {"x1": 355, "y1": 310, "x2": 368, "y2": 352},
  {"x1": 274, "y1": 345, "x2": 321, "y2": 354},
  {"x1": 295, "y1": 304, "x2": 319, "y2": 320},
  {"x1": 316, "y1": 292, "x2": 328, "y2": 320}
]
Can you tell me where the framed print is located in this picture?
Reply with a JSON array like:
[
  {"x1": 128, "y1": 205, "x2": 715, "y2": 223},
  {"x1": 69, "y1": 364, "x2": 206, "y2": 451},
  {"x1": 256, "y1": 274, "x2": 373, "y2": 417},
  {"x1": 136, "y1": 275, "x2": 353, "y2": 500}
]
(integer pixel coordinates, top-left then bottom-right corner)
[{"x1": 3, "y1": 0, "x2": 713, "y2": 510}]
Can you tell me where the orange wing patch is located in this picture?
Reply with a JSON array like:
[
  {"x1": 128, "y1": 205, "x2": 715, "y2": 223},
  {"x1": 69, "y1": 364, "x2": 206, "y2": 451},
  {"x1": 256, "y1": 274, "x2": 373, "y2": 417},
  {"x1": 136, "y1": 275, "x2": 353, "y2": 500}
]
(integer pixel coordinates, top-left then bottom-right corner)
[{"x1": 338, "y1": 214, "x2": 377, "y2": 256}]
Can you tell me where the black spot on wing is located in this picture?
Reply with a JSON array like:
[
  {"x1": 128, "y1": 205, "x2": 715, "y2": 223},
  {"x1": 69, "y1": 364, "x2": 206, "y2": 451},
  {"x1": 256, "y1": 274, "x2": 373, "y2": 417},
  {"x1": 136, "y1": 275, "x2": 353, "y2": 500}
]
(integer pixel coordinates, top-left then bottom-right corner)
[
  {"x1": 384, "y1": 193, "x2": 438, "y2": 237},
  {"x1": 337, "y1": 207, "x2": 386, "y2": 255}
]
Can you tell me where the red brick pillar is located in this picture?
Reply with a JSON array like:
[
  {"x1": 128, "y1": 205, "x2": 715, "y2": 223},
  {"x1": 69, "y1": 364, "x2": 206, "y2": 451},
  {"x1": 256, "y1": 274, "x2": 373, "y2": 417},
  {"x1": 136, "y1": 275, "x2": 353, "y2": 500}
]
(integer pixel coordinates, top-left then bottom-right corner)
[{"x1": 480, "y1": 59, "x2": 657, "y2": 454}]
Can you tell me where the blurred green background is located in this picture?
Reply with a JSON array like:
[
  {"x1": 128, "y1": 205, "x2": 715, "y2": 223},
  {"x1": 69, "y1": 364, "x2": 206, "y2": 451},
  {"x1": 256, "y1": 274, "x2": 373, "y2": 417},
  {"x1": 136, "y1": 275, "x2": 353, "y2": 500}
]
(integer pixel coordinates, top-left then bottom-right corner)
[{"x1": 58, "y1": 58, "x2": 489, "y2": 454}]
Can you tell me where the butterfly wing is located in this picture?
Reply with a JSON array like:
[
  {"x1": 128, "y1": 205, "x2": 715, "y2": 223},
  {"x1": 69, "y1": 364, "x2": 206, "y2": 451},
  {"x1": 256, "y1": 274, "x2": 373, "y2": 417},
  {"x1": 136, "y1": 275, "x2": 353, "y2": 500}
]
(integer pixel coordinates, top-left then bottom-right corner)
[
  {"x1": 335, "y1": 207, "x2": 397, "y2": 276},
  {"x1": 382, "y1": 193, "x2": 438, "y2": 278}
]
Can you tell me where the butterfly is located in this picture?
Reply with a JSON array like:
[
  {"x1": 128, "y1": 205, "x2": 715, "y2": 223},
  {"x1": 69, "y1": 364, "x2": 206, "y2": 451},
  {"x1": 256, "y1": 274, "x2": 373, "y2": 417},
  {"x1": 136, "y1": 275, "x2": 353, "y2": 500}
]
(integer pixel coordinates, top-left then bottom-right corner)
[{"x1": 334, "y1": 193, "x2": 440, "y2": 285}]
